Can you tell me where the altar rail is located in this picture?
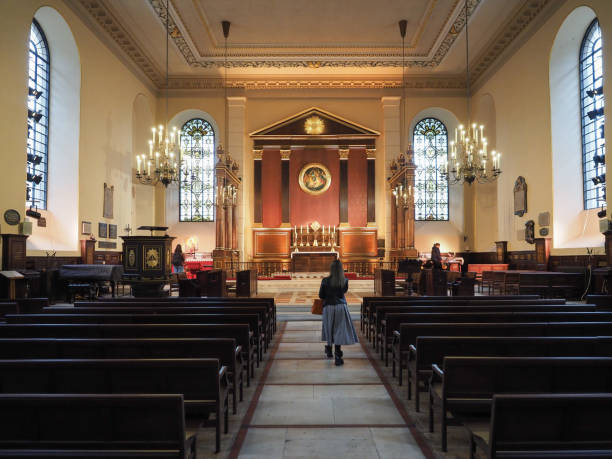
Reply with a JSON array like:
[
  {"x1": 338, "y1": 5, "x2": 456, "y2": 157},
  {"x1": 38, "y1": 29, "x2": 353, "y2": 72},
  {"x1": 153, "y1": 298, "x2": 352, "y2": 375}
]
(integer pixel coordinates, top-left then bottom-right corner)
[{"x1": 216, "y1": 260, "x2": 398, "y2": 278}]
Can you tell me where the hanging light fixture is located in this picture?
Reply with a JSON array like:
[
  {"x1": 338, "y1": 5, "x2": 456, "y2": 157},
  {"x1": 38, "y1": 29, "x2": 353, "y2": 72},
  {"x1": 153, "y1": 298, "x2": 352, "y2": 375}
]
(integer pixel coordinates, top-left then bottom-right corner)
[
  {"x1": 442, "y1": 0, "x2": 501, "y2": 185},
  {"x1": 217, "y1": 20, "x2": 232, "y2": 166},
  {"x1": 392, "y1": 19, "x2": 413, "y2": 209},
  {"x1": 135, "y1": 0, "x2": 180, "y2": 187}
]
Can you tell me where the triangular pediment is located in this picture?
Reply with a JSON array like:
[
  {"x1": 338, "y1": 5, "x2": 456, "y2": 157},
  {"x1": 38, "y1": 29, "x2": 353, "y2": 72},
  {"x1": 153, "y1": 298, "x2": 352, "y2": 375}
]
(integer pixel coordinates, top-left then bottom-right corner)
[{"x1": 250, "y1": 107, "x2": 380, "y2": 138}]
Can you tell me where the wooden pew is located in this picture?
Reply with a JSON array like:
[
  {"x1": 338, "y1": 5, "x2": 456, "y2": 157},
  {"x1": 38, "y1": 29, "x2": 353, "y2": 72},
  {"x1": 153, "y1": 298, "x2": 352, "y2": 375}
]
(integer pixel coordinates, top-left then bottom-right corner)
[
  {"x1": 0, "y1": 358, "x2": 228, "y2": 453},
  {"x1": 429, "y1": 356, "x2": 612, "y2": 452},
  {"x1": 410, "y1": 336, "x2": 612, "y2": 412},
  {"x1": 466, "y1": 394, "x2": 612, "y2": 459},
  {"x1": 380, "y1": 311, "x2": 612, "y2": 364},
  {"x1": 363, "y1": 298, "x2": 562, "y2": 341},
  {"x1": 0, "y1": 323, "x2": 256, "y2": 386},
  {"x1": 373, "y1": 304, "x2": 595, "y2": 352},
  {"x1": 0, "y1": 337, "x2": 243, "y2": 414},
  {"x1": 50, "y1": 304, "x2": 272, "y2": 351},
  {"x1": 83, "y1": 296, "x2": 278, "y2": 334},
  {"x1": 0, "y1": 394, "x2": 196, "y2": 458},
  {"x1": 8, "y1": 313, "x2": 265, "y2": 366},
  {"x1": 391, "y1": 321, "x2": 612, "y2": 407}
]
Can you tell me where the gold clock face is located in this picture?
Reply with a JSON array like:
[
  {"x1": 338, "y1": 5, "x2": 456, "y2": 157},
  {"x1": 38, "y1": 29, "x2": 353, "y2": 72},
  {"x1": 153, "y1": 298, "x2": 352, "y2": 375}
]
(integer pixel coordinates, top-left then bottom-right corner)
[{"x1": 145, "y1": 248, "x2": 160, "y2": 268}]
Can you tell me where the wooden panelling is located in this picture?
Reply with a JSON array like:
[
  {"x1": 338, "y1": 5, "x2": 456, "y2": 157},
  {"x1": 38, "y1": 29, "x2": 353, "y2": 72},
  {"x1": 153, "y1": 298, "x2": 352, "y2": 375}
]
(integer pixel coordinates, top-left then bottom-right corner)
[
  {"x1": 253, "y1": 229, "x2": 291, "y2": 258},
  {"x1": 338, "y1": 228, "x2": 377, "y2": 258},
  {"x1": 25, "y1": 256, "x2": 80, "y2": 270},
  {"x1": 367, "y1": 159, "x2": 375, "y2": 223},
  {"x1": 339, "y1": 160, "x2": 348, "y2": 223},
  {"x1": 281, "y1": 160, "x2": 290, "y2": 223},
  {"x1": 1, "y1": 234, "x2": 28, "y2": 270},
  {"x1": 254, "y1": 160, "x2": 262, "y2": 223},
  {"x1": 262, "y1": 150, "x2": 282, "y2": 227}
]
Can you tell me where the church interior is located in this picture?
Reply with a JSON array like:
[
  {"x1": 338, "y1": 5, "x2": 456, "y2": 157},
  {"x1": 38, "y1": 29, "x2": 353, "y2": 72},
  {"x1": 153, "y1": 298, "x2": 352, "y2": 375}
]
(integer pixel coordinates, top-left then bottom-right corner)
[{"x1": 2, "y1": 0, "x2": 612, "y2": 457}]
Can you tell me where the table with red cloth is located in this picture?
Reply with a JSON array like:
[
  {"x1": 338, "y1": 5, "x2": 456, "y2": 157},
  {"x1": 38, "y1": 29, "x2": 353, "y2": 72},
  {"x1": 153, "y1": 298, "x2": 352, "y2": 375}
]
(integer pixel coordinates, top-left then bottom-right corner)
[{"x1": 182, "y1": 259, "x2": 213, "y2": 279}]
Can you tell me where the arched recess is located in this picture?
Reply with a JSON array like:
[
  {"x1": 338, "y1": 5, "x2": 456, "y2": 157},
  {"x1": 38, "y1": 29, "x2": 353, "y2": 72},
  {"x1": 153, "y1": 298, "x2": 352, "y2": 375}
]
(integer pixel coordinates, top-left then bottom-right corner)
[
  {"x1": 472, "y1": 93, "x2": 498, "y2": 251},
  {"x1": 27, "y1": 6, "x2": 80, "y2": 253},
  {"x1": 165, "y1": 109, "x2": 219, "y2": 254},
  {"x1": 408, "y1": 107, "x2": 464, "y2": 252},
  {"x1": 550, "y1": 6, "x2": 603, "y2": 249},
  {"x1": 131, "y1": 94, "x2": 155, "y2": 230}
]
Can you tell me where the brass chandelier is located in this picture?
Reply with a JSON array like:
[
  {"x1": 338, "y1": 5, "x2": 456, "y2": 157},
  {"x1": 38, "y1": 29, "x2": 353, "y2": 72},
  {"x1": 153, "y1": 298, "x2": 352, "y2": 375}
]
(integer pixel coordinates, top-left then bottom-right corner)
[
  {"x1": 442, "y1": 0, "x2": 501, "y2": 185},
  {"x1": 135, "y1": 0, "x2": 180, "y2": 187}
]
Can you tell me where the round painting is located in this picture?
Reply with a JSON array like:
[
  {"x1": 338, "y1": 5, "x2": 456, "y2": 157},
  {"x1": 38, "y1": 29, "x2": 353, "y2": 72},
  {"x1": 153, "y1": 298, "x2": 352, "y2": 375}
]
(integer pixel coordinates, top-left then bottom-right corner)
[{"x1": 298, "y1": 163, "x2": 331, "y2": 195}]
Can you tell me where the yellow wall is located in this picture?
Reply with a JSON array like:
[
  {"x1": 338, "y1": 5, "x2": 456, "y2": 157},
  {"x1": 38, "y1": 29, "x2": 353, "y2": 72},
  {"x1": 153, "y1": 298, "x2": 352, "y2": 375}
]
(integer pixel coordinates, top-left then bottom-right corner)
[
  {"x1": 471, "y1": 0, "x2": 612, "y2": 256},
  {"x1": 0, "y1": 0, "x2": 156, "y2": 259}
]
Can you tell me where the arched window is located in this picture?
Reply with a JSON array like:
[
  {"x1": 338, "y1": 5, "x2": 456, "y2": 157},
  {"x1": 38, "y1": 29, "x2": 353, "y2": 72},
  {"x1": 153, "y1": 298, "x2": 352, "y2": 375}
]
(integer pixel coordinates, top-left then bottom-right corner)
[
  {"x1": 27, "y1": 19, "x2": 50, "y2": 210},
  {"x1": 413, "y1": 118, "x2": 449, "y2": 221},
  {"x1": 179, "y1": 118, "x2": 215, "y2": 221},
  {"x1": 580, "y1": 18, "x2": 605, "y2": 210}
]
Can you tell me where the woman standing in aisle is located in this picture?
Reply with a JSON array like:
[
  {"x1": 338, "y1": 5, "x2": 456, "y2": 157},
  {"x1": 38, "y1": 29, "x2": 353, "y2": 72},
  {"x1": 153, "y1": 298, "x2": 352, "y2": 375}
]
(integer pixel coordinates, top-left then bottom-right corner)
[
  {"x1": 319, "y1": 260, "x2": 359, "y2": 366},
  {"x1": 172, "y1": 244, "x2": 185, "y2": 273}
]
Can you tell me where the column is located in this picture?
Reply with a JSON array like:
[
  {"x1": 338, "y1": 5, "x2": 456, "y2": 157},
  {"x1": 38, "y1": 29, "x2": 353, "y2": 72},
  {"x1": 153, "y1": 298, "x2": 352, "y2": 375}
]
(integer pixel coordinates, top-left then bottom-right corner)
[
  {"x1": 215, "y1": 186, "x2": 225, "y2": 250},
  {"x1": 366, "y1": 148, "x2": 376, "y2": 225},
  {"x1": 227, "y1": 96, "x2": 247, "y2": 259},
  {"x1": 232, "y1": 204, "x2": 237, "y2": 250},
  {"x1": 280, "y1": 147, "x2": 291, "y2": 226},
  {"x1": 253, "y1": 149, "x2": 263, "y2": 224},
  {"x1": 225, "y1": 201, "x2": 232, "y2": 250},
  {"x1": 396, "y1": 202, "x2": 404, "y2": 249},
  {"x1": 382, "y1": 96, "x2": 401, "y2": 258},
  {"x1": 390, "y1": 195, "x2": 397, "y2": 249},
  {"x1": 339, "y1": 148, "x2": 349, "y2": 226}
]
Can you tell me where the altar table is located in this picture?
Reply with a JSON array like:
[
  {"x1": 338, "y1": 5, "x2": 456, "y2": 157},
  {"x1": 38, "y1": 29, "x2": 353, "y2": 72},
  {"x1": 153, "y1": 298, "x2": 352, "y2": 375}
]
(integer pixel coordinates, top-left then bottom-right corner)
[{"x1": 291, "y1": 251, "x2": 338, "y2": 272}]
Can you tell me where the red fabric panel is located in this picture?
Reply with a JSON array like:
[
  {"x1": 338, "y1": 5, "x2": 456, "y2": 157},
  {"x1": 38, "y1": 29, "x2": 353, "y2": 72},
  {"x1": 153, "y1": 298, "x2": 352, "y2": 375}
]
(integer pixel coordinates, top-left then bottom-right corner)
[
  {"x1": 348, "y1": 149, "x2": 367, "y2": 227},
  {"x1": 290, "y1": 148, "x2": 339, "y2": 226},
  {"x1": 262, "y1": 150, "x2": 282, "y2": 228}
]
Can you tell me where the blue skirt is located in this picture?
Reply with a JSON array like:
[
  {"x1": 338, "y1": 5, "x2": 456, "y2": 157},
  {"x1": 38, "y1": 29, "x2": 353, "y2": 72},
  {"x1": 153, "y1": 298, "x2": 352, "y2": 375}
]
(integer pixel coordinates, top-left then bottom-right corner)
[{"x1": 321, "y1": 303, "x2": 359, "y2": 346}]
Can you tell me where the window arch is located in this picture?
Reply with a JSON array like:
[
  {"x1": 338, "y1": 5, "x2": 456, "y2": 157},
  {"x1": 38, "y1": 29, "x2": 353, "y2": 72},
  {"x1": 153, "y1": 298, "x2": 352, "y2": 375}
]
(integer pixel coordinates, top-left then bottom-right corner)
[
  {"x1": 179, "y1": 118, "x2": 215, "y2": 221},
  {"x1": 413, "y1": 118, "x2": 449, "y2": 221},
  {"x1": 580, "y1": 18, "x2": 605, "y2": 210},
  {"x1": 27, "y1": 19, "x2": 50, "y2": 210}
]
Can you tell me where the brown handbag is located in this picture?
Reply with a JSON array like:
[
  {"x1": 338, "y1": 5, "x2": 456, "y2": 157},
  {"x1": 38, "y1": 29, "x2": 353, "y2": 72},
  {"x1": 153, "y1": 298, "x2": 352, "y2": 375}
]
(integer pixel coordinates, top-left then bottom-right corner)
[{"x1": 312, "y1": 298, "x2": 324, "y2": 315}]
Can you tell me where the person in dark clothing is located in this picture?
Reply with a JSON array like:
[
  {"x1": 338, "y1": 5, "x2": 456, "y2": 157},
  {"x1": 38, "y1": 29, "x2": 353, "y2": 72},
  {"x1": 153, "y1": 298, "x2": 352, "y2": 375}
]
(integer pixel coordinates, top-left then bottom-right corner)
[
  {"x1": 431, "y1": 242, "x2": 442, "y2": 270},
  {"x1": 319, "y1": 259, "x2": 359, "y2": 366},
  {"x1": 172, "y1": 244, "x2": 185, "y2": 273}
]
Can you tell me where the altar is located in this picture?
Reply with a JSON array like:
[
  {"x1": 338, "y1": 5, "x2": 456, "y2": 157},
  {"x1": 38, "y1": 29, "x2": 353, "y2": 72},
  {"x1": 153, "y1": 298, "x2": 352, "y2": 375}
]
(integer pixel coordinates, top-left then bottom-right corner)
[{"x1": 291, "y1": 250, "x2": 338, "y2": 272}]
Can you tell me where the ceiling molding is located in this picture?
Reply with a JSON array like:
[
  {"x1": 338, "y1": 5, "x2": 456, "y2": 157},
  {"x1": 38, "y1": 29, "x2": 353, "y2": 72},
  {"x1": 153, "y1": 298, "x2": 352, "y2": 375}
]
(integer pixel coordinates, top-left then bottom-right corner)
[
  {"x1": 74, "y1": 0, "x2": 164, "y2": 86},
  {"x1": 166, "y1": 76, "x2": 466, "y2": 90}
]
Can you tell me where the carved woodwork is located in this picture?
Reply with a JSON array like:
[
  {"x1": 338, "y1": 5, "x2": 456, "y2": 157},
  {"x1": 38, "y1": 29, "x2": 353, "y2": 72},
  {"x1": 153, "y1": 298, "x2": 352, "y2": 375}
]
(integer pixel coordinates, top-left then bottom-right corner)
[
  {"x1": 214, "y1": 156, "x2": 241, "y2": 269},
  {"x1": 253, "y1": 228, "x2": 291, "y2": 259},
  {"x1": 1, "y1": 234, "x2": 28, "y2": 270},
  {"x1": 495, "y1": 241, "x2": 508, "y2": 264},
  {"x1": 387, "y1": 150, "x2": 418, "y2": 261},
  {"x1": 80, "y1": 239, "x2": 96, "y2": 265},
  {"x1": 292, "y1": 252, "x2": 338, "y2": 272},
  {"x1": 534, "y1": 237, "x2": 551, "y2": 271},
  {"x1": 338, "y1": 228, "x2": 377, "y2": 259}
]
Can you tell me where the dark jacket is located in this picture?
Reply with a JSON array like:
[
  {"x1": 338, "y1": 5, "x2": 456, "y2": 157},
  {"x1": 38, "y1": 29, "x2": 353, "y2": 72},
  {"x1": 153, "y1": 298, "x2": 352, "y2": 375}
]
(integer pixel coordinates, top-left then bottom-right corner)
[
  {"x1": 318, "y1": 276, "x2": 348, "y2": 306},
  {"x1": 431, "y1": 246, "x2": 442, "y2": 269}
]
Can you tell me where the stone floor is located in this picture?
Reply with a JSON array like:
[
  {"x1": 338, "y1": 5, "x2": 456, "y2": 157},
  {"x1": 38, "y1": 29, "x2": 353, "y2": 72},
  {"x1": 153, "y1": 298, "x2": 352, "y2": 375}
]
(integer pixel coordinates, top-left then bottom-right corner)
[{"x1": 196, "y1": 319, "x2": 438, "y2": 459}]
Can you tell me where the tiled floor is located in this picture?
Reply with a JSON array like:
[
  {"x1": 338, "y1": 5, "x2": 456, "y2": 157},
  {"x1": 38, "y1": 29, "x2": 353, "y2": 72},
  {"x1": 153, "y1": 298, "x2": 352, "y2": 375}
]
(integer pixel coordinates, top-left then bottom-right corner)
[{"x1": 235, "y1": 321, "x2": 427, "y2": 459}]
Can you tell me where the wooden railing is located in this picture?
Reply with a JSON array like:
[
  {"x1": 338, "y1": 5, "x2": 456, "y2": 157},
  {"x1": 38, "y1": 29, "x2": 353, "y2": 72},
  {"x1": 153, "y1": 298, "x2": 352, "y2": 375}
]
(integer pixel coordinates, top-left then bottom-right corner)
[{"x1": 216, "y1": 260, "x2": 399, "y2": 278}]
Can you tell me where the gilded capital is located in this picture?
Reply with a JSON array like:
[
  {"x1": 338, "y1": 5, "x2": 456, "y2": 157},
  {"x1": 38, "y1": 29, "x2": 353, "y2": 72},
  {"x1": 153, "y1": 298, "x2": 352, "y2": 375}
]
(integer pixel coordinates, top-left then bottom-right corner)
[
  {"x1": 338, "y1": 148, "x2": 350, "y2": 160},
  {"x1": 280, "y1": 149, "x2": 291, "y2": 160},
  {"x1": 253, "y1": 149, "x2": 263, "y2": 160},
  {"x1": 366, "y1": 148, "x2": 376, "y2": 159}
]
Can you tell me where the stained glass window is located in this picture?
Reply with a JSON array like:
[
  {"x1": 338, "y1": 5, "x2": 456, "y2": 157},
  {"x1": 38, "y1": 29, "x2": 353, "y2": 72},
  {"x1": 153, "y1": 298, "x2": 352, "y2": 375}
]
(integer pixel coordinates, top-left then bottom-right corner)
[
  {"x1": 580, "y1": 19, "x2": 605, "y2": 210},
  {"x1": 179, "y1": 118, "x2": 215, "y2": 221},
  {"x1": 27, "y1": 20, "x2": 50, "y2": 210},
  {"x1": 413, "y1": 118, "x2": 449, "y2": 221}
]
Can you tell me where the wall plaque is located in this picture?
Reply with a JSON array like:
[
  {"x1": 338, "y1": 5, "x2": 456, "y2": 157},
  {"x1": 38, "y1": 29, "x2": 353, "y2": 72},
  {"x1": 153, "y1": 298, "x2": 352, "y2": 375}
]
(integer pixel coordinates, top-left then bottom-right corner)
[
  {"x1": 298, "y1": 163, "x2": 331, "y2": 195},
  {"x1": 3, "y1": 209, "x2": 20, "y2": 226},
  {"x1": 98, "y1": 241, "x2": 116, "y2": 249},
  {"x1": 81, "y1": 221, "x2": 92, "y2": 235},
  {"x1": 514, "y1": 176, "x2": 527, "y2": 217},
  {"x1": 98, "y1": 222, "x2": 108, "y2": 239},
  {"x1": 103, "y1": 183, "x2": 114, "y2": 219},
  {"x1": 108, "y1": 224, "x2": 117, "y2": 239}
]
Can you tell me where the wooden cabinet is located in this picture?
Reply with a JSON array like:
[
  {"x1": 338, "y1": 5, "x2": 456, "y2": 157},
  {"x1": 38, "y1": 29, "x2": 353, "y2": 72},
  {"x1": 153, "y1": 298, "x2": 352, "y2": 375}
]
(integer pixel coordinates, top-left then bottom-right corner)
[
  {"x1": 80, "y1": 240, "x2": 95, "y2": 264},
  {"x1": 374, "y1": 269, "x2": 395, "y2": 296},
  {"x1": 236, "y1": 269, "x2": 257, "y2": 297},
  {"x1": 1, "y1": 234, "x2": 28, "y2": 270}
]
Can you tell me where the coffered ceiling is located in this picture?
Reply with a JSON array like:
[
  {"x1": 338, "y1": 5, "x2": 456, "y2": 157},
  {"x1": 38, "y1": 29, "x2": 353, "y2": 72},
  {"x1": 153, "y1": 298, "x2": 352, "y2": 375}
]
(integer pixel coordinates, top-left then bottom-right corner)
[{"x1": 66, "y1": 0, "x2": 559, "y2": 90}]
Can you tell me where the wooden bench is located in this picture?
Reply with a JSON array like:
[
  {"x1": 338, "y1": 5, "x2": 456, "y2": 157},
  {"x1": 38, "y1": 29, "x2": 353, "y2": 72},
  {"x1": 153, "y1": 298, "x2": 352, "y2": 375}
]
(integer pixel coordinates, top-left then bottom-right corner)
[
  {"x1": 8, "y1": 312, "x2": 265, "y2": 368},
  {"x1": 0, "y1": 394, "x2": 196, "y2": 458},
  {"x1": 429, "y1": 356, "x2": 612, "y2": 452},
  {"x1": 373, "y1": 304, "x2": 595, "y2": 354},
  {"x1": 466, "y1": 394, "x2": 612, "y2": 459},
  {"x1": 363, "y1": 297, "x2": 561, "y2": 342},
  {"x1": 0, "y1": 337, "x2": 243, "y2": 414},
  {"x1": 0, "y1": 358, "x2": 229, "y2": 453},
  {"x1": 410, "y1": 336, "x2": 612, "y2": 412},
  {"x1": 0, "y1": 322, "x2": 256, "y2": 387},
  {"x1": 49, "y1": 305, "x2": 272, "y2": 351},
  {"x1": 518, "y1": 272, "x2": 584, "y2": 299},
  {"x1": 380, "y1": 310, "x2": 612, "y2": 364},
  {"x1": 391, "y1": 321, "x2": 612, "y2": 405}
]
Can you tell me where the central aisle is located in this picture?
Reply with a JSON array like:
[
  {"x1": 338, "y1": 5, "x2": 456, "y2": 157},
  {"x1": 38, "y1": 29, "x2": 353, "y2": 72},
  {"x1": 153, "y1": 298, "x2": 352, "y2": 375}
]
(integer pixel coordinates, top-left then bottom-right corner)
[{"x1": 233, "y1": 321, "x2": 428, "y2": 459}]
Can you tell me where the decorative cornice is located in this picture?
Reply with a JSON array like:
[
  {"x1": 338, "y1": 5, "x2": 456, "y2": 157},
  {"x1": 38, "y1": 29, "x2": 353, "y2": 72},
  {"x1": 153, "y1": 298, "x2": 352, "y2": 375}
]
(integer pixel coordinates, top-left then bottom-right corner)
[
  {"x1": 167, "y1": 76, "x2": 466, "y2": 90},
  {"x1": 76, "y1": 0, "x2": 164, "y2": 86}
]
